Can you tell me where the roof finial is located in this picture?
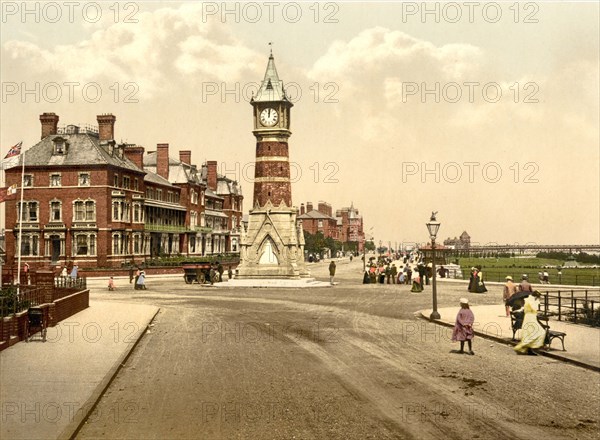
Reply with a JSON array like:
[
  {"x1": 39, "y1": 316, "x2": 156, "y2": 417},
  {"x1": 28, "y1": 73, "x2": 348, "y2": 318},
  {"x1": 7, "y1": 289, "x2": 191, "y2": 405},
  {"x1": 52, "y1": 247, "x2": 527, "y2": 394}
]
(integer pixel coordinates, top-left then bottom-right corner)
[{"x1": 268, "y1": 41, "x2": 273, "y2": 56}]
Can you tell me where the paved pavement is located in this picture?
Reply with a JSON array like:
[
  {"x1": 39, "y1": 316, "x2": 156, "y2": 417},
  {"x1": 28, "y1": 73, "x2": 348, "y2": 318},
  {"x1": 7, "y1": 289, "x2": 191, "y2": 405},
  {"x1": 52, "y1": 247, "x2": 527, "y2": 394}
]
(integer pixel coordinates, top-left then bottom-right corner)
[
  {"x1": 0, "y1": 300, "x2": 158, "y2": 440},
  {"x1": 419, "y1": 304, "x2": 600, "y2": 371}
]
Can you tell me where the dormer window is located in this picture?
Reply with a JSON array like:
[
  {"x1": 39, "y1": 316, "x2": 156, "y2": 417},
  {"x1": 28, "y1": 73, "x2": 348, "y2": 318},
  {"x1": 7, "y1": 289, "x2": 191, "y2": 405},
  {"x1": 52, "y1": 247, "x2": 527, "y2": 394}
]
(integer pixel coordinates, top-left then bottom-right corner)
[{"x1": 53, "y1": 137, "x2": 68, "y2": 155}]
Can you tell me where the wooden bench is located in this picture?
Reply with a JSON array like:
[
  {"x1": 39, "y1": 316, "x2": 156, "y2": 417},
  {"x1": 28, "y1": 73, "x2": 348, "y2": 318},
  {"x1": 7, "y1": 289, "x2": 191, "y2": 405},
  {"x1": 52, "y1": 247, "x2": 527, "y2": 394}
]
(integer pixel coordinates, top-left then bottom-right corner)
[{"x1": 510, "y1": 312, "x2": 567, "y2": 351}]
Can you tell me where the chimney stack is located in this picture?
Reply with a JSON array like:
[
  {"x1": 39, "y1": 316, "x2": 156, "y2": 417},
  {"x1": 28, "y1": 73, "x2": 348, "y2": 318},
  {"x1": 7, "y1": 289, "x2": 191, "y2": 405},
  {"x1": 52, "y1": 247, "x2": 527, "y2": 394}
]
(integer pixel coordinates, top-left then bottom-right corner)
[
  {"x1": 179, "y1": 150, "x2": 192, "y2": 165},
  {"x1": 40, "y1": 113, "x2": 59, "y2": 139},
  {"x1": 207, "y1": 161, "x2": 217, "y2": 191},
  {"x1": 156, "y1": 144, "x2": 170, "y2": 180},
  {"x1": 97, "y1": 114, "x2": 116, "y2": 141},
  {"x1": 124, "y1": 145, "x2": 145, "y2": 170},
  {"x1": 300, "y1": 203, "x2": 305, "y2": 215},
  {"x1": 306, "y1": 202, "x2": 313, "y2": 212}
]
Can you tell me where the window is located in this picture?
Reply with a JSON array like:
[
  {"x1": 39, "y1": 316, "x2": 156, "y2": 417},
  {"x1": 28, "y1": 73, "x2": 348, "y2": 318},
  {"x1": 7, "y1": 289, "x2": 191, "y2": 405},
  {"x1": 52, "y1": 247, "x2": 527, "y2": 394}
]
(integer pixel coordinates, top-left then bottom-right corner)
[
  {"x1": 53, "y1": 138, "x2": 67, "y2": 155},
  {"x1": 123, "y1": 176, "x2": 130, "y2": 189},
  {"x1": 18, "y1": 201, "x2": 38, "y2": 222},
  {"x1": 78, "y1": 173, "x2": 90, "y2": 186},
  {"x1": 134, "y1": 178, "x2": 139, "y2": 192},
  {"x1": 23, "y1": 175, "x2": 33, "y2": 187},
  {"x1": 112, "y1": 200, "x2": 130, "y2": 222},
  {"x1": 113, "y1": 201, "x2": 120, "y2": 220},
  {"x1": 50, "y1": 201, "x2": 61, "y2": 221},
  {"x1": 50, "y1": 173, "x2": 61, "y2": 187},
  {"x1": 76, "y1": 235, "x2": 88, "y2": 255},
  {"x1": 18, "y1": 233, "x2": 39, "y2": 256},
  {"x1": 85, "y1": 201, "x2": 95, "y2": 221},
  {"x1": 232, "y1": 238, "x2": 238, "y2": 252},
  {"x1": 73, "y1": 200, "x2": 96, "y2": 222},
  {"x1": 167, "y1": 191, "x2": 173, "y2": 203},
  {"x1": 74, "y1": 234, "x2": 96, "y2": 255},
  {"x1": 200, "y1": 192, "x2": 205, "y2": 205},
  {"x1": 133, "y1": 203, "x2": 142, "y2": 223},
  {"x1": 113, "y1": 234, "x2": 120, "y2": 255},
  {"x1": 191, "y1": 190, "x2": 198, "y2": 205},
  {"x1": 133, "y1": 234, "x2": 141, "y2": 254},
  {"x1": 189, "y1": 236, "x2": 196, "y2": 253},
  {"x1": 190, "y1": 211, "x2": 197, "y2": 229},
  {"x1": 157, "y1": 189, "x2": 162, "y2": 201},
  {"x1": 113, "y1": 174, "x2": 119, "y2": 187}
]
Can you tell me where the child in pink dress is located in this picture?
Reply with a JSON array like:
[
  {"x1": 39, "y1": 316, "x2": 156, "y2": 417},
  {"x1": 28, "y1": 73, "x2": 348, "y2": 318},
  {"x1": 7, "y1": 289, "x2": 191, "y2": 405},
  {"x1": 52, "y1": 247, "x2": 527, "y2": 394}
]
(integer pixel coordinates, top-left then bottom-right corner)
[{"x1": 452, "y1": 298, "x2": 475, "y2": 355}]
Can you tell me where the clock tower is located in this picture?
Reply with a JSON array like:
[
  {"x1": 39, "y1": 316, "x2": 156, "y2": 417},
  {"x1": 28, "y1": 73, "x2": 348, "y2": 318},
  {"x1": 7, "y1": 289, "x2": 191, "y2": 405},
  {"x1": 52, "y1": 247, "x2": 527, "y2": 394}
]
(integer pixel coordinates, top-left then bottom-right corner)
[{"x1": 235, "y1": 52, "x2": 309, "y2": 280}]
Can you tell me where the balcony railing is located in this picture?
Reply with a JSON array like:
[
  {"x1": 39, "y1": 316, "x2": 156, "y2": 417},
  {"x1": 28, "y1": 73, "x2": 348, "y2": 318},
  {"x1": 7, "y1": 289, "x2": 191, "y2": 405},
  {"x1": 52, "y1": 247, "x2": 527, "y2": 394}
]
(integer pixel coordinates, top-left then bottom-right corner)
[{"x1": 145, "y1": 224, "x2": 188, "y2": 233}]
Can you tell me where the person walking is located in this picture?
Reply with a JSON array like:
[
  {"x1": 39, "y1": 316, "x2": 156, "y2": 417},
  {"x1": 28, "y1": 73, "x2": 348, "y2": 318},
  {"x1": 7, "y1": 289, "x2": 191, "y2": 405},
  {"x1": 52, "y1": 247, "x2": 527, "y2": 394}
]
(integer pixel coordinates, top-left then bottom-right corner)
[
  {"x1": 452, "y1": 298, "x2": 475, "y2": 355},
  {"x1": 217, "y1": 262, "x2": 224, "y2": 282},
  {"x1": 385, "y1": 264, "x2": 391, "y2": 284},
  {"x1": 410, "y1": 273, "x2": 422, "y2": 292},
  {"x1": 70, "y1": 264, "x2": 78, "y2": 286},
  {"x1": 129, "y1": 265, "x2": 134, "y2": 284},
  {"x1": 108, "y1": 277, "x2": 115, "y2": 291},
  {"x1": 134, "y1": 267, "x2": 141, "y2": 289},
  {"x1": 503, "y1": 276, "x2": 517, "y2": 317},
  {"x1": 329, "y1": 260, "x2": 337, "y2": 285},
  {"x1": 518, "y1": 274, "x2": 533, "y2": 292},
  {"x1": 390, "y1": 264, "x2": 397, "y2": 284},
  {"x1": 61, "y1": 266, "x2": 68, "y2": 285},
  {"x1": 475, "y1": 265, "x2": 488, "y2": 293},
  {"x1": 136, "y1": 270, "x2": 146, "y2": 290}
]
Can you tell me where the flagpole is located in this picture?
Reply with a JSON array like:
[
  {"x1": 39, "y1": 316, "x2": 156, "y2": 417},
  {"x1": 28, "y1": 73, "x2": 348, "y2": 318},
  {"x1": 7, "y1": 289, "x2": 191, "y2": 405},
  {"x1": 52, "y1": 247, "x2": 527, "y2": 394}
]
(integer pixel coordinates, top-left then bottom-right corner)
[
  {"x1": 16, "y1": 149, "x2": 25, "y2": 296},
  {"x1": 0, "y1": 161, "x2": 3, "y2": 289}
]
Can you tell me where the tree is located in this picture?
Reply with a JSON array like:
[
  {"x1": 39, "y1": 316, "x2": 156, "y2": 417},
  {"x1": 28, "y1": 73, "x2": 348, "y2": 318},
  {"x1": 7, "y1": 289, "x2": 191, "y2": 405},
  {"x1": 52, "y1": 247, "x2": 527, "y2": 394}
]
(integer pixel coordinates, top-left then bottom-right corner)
[{"x1": 364, "y1": 240, "x2": 375, "y2": 251}]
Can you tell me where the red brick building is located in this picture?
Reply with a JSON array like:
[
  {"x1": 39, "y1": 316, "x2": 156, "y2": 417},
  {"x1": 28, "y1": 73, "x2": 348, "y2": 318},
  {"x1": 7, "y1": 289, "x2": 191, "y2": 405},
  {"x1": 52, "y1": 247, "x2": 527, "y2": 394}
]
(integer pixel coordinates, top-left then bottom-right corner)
[
  {"x1": 298, "y1": 202, "x2": 339, "y2": 240},
  {"x1": 3, "y1": 112, "x2": 242, "y2": 270},
  {"x1": 298, "y1": 201, "x2": 365, "y2": 252}
]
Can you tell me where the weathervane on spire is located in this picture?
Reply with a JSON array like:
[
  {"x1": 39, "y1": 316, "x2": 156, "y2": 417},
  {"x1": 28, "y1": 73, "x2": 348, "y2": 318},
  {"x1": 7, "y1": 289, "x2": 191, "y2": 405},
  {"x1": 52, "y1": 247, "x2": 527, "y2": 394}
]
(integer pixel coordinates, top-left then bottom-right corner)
[{"x1": 268, "y1": 42, "x2": 273, "y2": 55}]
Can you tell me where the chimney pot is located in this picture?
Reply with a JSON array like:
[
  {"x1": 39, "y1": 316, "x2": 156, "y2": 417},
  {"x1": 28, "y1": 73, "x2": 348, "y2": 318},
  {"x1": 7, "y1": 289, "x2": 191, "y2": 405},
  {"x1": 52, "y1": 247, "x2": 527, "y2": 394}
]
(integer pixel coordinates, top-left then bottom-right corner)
[
  {"x1": 156, "y1": 143, "x2": 170, "y2": 180},
  {"x1": 179, "y1": 150, "x2": 192, "y2": 165},
  {"x1": 40, "y1": 112, "x2": 59, "y2": 139},
  {"x1": 207, "y1": 161, "x2": 217, "y2": 191},
  {"x1": 97, "y1": 114, "x2": 116, "y2": 141}
]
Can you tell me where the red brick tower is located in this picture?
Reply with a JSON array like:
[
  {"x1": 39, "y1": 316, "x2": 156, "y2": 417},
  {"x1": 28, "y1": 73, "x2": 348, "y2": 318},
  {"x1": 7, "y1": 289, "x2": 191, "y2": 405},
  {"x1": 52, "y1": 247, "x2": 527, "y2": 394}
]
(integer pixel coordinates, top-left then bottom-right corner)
[
  {"x1": 236, "y1": 52, "x2": 309, "y2": 280},
  {"x1": 251, "y1": 53, "x2": 293, "y2": 207}
]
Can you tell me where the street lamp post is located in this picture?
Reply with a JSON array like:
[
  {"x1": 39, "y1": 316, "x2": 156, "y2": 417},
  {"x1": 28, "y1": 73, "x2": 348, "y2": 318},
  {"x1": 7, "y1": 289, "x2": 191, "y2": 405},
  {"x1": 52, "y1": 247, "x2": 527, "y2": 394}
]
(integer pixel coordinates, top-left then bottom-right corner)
[{"x1": 426, "y1": 212, "x2": 441, "y2": 320}]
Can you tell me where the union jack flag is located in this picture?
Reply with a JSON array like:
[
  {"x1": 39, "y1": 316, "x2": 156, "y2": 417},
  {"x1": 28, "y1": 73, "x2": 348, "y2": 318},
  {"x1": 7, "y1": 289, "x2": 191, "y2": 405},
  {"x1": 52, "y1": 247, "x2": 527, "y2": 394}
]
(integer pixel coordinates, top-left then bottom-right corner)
[{"x1": 4, "y1": 141, "x2": 22, "y2": 159}]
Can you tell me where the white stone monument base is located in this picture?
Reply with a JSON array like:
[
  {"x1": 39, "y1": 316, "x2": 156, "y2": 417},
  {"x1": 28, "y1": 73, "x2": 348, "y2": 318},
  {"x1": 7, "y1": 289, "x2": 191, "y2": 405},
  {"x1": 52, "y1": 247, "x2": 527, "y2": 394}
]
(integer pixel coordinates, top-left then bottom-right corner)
[{"x1": 215, "y1": 278, "x2": 331, "y2": 288}]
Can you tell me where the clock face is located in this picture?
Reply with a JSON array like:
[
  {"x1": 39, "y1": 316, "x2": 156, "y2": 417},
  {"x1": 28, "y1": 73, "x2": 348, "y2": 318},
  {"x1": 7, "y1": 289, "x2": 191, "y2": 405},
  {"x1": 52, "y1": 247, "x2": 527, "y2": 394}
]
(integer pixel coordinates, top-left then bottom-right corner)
[{"x1": 260, "y1": 108, "x2": 278, "y2": 127}]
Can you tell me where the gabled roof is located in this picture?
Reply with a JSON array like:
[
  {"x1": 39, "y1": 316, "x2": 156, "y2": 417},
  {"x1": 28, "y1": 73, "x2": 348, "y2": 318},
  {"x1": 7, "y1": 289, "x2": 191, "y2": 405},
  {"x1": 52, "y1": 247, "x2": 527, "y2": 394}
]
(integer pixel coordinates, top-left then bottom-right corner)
[{"x1": 15, "y1": 134, "x2": 142, "y2": 172}]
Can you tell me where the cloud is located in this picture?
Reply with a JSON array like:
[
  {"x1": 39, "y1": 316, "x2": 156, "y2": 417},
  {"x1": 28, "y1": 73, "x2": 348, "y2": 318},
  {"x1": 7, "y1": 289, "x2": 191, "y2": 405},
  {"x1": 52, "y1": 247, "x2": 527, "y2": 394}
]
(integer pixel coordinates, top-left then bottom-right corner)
[{"x1": 1, "y1": 3, "x2": 260, "y2": 98}]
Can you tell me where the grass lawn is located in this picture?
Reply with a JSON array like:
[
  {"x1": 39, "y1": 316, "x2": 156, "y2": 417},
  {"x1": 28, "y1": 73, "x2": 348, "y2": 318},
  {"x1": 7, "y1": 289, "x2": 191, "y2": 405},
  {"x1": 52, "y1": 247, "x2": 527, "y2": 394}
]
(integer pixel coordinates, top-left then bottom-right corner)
[{"x1": 455, "y1": 257, "x2": 600, "y2": 286}]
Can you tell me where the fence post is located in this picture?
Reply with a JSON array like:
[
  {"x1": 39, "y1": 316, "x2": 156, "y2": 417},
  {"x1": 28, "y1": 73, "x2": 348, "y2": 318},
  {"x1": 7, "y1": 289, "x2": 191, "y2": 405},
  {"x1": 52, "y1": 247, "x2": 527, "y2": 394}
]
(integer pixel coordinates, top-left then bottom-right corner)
[
  {"x1": 558, "y1": 292, "x2": 562, "y2": 321},
  {"x1": 573, "y1": 298, "x2": 577, "y2": 324}
]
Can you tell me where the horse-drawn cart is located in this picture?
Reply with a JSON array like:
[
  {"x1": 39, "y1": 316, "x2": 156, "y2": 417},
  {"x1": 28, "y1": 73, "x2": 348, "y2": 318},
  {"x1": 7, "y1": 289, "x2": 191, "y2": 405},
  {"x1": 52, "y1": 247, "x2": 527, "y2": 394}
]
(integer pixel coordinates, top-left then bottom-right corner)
[{"x1": 182, "y1": 261, "x2": 213, "y2": 284}]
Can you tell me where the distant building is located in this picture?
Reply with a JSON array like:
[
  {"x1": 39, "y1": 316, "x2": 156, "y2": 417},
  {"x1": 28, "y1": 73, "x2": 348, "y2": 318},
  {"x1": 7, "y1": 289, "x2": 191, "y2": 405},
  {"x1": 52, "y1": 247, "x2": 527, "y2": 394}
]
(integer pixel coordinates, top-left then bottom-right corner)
[
  {"x1": 336, "y1": 203, "x2": 365, "y2": 252},
  {"x1": 298, "y1": 201, "x2": 365, "y2": 252},
  {"x1": 444, "y1": 231, "x2": 471, "y2": 249},
  {"x1": 298, "y1": 201, "x2": 339, "y2": 240}
]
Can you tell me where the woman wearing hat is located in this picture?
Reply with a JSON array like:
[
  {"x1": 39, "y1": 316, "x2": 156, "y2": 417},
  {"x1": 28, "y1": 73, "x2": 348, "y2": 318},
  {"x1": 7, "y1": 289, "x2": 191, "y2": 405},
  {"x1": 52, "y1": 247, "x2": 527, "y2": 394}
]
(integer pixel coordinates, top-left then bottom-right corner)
[
  {"x1": 503, "y1": 276, "x2": 517, "y2": 317},
  {"x1": 514, "y1": 292, "x2": 545, "y2": 355},
  {"x1": 451, "y1": 298, "x2": 475, "y2": 355}
]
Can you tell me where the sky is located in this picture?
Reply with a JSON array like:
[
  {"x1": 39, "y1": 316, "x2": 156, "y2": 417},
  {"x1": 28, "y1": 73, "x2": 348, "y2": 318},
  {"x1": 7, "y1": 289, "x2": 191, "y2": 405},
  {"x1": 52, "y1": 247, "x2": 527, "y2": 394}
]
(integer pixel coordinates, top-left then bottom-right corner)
[{"x1": 1, "y1": 1, "x2": 598, "y2": 246}]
